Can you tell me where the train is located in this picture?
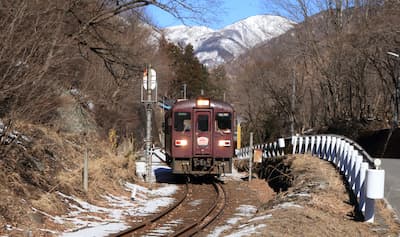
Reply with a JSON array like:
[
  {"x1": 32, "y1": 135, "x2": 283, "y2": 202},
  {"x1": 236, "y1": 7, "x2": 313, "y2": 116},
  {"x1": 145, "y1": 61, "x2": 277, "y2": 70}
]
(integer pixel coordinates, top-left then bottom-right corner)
[{"x1": 164, "y1": 97, "x2": 235, "y2": 175}]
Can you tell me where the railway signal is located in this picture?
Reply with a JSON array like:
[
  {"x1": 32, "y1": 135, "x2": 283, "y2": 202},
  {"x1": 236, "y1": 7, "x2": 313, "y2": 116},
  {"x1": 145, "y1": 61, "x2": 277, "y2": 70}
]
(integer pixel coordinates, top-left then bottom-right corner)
[{"x1": 141, "y1": 65, "x2": 158, "y2": 183}]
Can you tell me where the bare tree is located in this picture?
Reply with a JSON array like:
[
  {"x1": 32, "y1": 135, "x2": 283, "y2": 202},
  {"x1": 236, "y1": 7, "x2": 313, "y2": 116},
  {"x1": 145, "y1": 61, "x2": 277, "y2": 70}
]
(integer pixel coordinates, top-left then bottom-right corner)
[
  {"x1": 0, "y1": 0, "x2": 222, "y2": 125},
  {"x1": 229, "y1": 0, "x2": 400, "y2": 140}
]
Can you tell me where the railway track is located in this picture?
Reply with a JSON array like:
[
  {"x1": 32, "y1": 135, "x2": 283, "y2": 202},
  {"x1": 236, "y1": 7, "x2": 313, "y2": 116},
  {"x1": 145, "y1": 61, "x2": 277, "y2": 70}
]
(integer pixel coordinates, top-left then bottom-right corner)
[
  {"x1": 171, "y1": 181, "x2": 226, "y2": 236},
  {"x1": 112, "y1": 178, "x2": 226, "y2": 237}
]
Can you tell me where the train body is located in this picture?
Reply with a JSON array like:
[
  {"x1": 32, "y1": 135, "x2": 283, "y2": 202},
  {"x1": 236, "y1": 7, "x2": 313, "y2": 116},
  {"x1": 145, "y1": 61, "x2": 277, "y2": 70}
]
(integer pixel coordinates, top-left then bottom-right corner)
[{"x1": 164, "y1": 98, "x2": 234, "y2": 175}]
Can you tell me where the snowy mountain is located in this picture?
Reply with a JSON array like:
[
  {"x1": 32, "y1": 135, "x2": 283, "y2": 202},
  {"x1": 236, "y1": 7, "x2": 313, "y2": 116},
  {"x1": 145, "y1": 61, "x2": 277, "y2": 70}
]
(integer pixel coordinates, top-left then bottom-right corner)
[{"x1": 162, "y1": 15, "x2": 294, "y2": 67}]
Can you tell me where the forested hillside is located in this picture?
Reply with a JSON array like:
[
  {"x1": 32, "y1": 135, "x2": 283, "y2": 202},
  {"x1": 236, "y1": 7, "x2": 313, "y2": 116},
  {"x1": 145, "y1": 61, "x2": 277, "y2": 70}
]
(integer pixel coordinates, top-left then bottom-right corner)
[{"x1": 227, "y1": 0, "x2": 400, "y2": 144}]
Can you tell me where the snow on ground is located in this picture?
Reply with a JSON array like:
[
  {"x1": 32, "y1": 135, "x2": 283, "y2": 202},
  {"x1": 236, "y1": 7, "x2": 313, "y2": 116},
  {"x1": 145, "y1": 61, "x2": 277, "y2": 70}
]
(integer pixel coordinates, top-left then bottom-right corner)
[
  {"x1": 26, "y1": 154, "x2": 272, "y2": 236},
  {"x1": 274, "y1": 202, "x2": 303, "y2": 209},
  {"x1": 207, "y1": 204, "x2": 261, "y2": 237},
  {"x1": 143, "y1": 219, "x2": 184, "y2": 236},
  {"x1": 225, "y1": 223, "x2": 268, "y2": 237},
  {"x1": 30, "y1": 160, "x2": 180, "y2": 237},
  {"x1": 52, "y1": 181, "x2": 178, "y2": 236}
]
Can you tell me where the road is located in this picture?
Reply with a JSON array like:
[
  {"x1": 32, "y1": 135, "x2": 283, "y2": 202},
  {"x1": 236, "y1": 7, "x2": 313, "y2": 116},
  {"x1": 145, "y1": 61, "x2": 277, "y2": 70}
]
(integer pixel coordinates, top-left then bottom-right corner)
[{"x1": 380, "y1": 158, "x2": 400, "y2": 217}]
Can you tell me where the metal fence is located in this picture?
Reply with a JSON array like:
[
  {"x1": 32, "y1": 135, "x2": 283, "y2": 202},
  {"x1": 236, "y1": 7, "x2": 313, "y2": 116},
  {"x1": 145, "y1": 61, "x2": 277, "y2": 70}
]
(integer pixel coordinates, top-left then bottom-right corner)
[{"x1": 236, "y1": 134, "x2": 385, "y2": 223}]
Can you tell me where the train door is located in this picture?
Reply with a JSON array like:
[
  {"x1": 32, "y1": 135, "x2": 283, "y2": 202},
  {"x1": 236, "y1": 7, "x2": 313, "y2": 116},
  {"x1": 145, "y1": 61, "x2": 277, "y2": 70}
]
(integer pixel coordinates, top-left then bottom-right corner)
[{"x1": 193, "y1": 110, "x2": 212, "y2": 155}]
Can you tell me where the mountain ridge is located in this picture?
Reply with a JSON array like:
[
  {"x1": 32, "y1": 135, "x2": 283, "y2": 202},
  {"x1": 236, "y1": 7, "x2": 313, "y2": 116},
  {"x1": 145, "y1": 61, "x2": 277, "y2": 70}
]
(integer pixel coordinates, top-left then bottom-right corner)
[{"x1": 161, "y1": 15, "x2": 295, "y2": 67}]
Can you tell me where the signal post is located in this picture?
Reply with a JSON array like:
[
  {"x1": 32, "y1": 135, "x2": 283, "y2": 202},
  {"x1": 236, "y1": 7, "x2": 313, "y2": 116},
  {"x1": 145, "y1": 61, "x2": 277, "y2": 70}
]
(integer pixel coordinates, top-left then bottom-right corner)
[{"x1": 141, "y1": 65, "x2": 157, "y2": 183}]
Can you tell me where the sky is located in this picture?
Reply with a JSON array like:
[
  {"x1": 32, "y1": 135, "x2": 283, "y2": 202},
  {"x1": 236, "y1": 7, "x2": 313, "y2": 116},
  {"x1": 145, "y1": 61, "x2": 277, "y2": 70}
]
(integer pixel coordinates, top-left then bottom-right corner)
[{"x1": 146, "y1": 0, "x2": 268, "y2": 30}]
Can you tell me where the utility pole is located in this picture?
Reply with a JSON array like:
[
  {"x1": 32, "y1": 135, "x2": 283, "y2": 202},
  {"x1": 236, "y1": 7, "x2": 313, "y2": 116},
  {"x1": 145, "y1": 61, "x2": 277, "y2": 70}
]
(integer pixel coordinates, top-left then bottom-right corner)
[
  {"x1": 249, "y1": 132, "x2": 253, "y2": 182},
  {"x1": 141, "y1": 65, "x2": 157, "y2": 183},
  {"x1": 183, "y1": 83, "x2": 187, "y2": 99},
  {"x1": 83, "y1": 148, "x2": 88, "y2": 192},
  {"x1": 291, "y1": 69, "x2": 296, "y2": 136},
  {"x1": 145, "y1": 68, "x2": 153, "y2": 183}
]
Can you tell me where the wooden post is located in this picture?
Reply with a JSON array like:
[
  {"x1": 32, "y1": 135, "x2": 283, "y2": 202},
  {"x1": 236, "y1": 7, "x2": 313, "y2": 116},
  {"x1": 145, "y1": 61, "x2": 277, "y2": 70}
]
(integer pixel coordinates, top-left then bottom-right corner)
[
  {"x1": 237, "y1": 123, "x2": 241, "y2": 150},
  {"x1": 83, "y1": 148, "x2": 88, "y2": 192},
  {"x1": 249, "y1": 132, "x2": 253, "y2": 182}
]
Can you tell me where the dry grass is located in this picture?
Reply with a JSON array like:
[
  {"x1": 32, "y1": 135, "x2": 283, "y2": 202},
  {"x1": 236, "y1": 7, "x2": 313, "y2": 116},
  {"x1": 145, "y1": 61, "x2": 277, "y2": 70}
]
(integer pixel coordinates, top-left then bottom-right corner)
[
  {"x1": 0, "y1": 120, "x2": 139, "y2": 235},
  {"x1": 31, "y1": 193, "x2": 66, "y2": 216},
  {"x1": 252, "y1": 154, "x2": 400, "y2": 237}
]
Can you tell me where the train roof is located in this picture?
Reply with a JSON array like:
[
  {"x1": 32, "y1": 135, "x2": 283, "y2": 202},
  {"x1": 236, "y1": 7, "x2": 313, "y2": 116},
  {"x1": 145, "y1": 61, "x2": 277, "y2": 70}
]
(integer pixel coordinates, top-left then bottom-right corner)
[{"x1": 171, "y1": 98, "x2": 234, "y2": 111}]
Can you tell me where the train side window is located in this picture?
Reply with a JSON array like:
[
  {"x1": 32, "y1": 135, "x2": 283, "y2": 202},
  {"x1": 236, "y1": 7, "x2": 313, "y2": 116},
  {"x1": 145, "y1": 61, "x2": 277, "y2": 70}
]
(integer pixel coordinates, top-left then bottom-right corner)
[
  {"x1": 174, "y1": 112, "x2": 191, "y2": 132},
  {"x1": 216, "y1": 112, "x2": 231, "y2": 133},
  {"x1": 198, "y1": 115, "x2": 209, "y2": 132}
]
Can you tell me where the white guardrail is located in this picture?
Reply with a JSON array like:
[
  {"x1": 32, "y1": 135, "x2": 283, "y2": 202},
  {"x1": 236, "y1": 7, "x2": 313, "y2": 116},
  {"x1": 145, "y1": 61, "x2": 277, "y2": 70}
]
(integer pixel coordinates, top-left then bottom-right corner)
[{"x1": 236, "y1": 134, "x2": 385, "y2": 223}]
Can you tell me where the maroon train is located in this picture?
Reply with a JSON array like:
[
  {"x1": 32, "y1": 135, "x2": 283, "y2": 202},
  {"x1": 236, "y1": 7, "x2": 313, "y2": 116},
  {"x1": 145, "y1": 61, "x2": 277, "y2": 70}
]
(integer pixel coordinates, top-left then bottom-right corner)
[{"x1": 164, "y1": 97, "x2": 234, "y2": 175}]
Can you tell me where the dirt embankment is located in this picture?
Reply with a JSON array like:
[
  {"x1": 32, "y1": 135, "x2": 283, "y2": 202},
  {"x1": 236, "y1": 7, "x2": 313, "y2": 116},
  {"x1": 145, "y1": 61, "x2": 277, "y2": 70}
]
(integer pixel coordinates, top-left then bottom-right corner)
[
  {"x1": 227, "y1": 154, "x2": 400, "y2": 236},
  {"x1": 0, "y1": 121, "x2": 138, "y2": 236}
]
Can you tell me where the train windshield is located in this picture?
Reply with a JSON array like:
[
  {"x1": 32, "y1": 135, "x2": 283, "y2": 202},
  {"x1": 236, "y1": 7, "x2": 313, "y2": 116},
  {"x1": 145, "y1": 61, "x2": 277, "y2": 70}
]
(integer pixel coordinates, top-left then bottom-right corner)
[
  {"x1": 197, "y1": 115, "x2": 209, "y2": 132},
  {"x1": 174, "y1": 112, "x2": 191, "y2": 132},
  {"x1": 216, "y1": 112, "x2": 232, "y2": 132}
]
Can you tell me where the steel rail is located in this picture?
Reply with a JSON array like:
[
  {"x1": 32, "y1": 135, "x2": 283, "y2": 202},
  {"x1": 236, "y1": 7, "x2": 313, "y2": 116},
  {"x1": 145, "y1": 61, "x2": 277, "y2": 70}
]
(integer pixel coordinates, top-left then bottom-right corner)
[
  {"x1": 111, "y1": 180, "x2": 189, "y2": 237},
  {"x1": 170, "y1": 180, "x2": 226, "y2": 237}
]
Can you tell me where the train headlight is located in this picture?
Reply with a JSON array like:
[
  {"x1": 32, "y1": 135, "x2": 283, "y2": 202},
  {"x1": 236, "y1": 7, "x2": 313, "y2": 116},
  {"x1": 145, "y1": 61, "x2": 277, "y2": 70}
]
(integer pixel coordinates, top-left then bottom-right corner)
[
  {"x1": 218, "y1": 140, "x2": 231, "y2": 147},
  {"x1": 175, "y1": 139, "x2": 188, "y2": 146},
  {"x1": 196, "y1": 98, "x2": 210, "y2": 107}
]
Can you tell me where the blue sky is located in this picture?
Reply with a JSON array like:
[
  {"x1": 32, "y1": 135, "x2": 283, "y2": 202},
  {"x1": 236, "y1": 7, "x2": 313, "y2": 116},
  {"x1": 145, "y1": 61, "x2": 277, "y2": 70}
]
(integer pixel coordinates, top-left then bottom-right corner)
[{"x1": 146, "y1": 0, "x2": 267, "y2": 30}]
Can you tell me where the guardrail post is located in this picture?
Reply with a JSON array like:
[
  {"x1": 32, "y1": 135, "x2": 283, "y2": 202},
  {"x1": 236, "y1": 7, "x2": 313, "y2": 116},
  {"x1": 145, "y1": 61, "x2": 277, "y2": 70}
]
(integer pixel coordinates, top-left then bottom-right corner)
[
  {"x1": 298, "y1": 136, "x2": 303, "y2": 154},
  {"x1": 268, "y1": 143, "x2": 273, "y2": 157},
  {"x1": 278, "y1": 138, "x2": 285, "y2": 156},
  {"x1": 349, "y1": 150, "x2": 357, "y2": 190},
  {"x1": 344, "y1": 145, "x2": 350, "y2": 179},
  {"x1": 261, "y1": 144, "x2": 266, "y2": 159},
  {"x1": 292, "y1": 136, "x2": 297, "y2": 154},
  {"x1": 331, "y1": 137, "x2": 337, "y2": 162},
  {"x1": 336, "y1": 140, "x2": 344, "y2": 168},
  {"x1": 340, "y1": 143, "x2": 348, "y2": 173},
  {"x1": 346, "y1": 146, "x2": 354, "y2": 182},
  {"x1": 304, "y1": 136, "x2": 309, "y2": 153},
  {"x1": 326, "y1": 136, "x2": 332, "y2": 161},
  {"x1": 316, "y1": 136, "x2": 321, "y2": 157},
  {"x1": 321, "y1": 136, "x2": 326, "y2": 159},
  {"x1": 310, "y1": 136, "x2": 314, "y2": 155},
  {"x1": 359, "y1": 162, "x2": 369, "y2": 212},
  {"x1": 354, "y1": 155, "x2": 363, "y2": 197},
  {"x1": 365, "y1": 166, "x2": 385, "y2": 222}
]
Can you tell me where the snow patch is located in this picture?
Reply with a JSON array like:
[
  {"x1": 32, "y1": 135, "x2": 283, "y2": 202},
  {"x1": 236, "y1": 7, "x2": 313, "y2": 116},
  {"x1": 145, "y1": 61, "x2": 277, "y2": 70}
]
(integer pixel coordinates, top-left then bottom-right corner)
[
  {"x1": 188, "y1": 199, "x2": 203, "y2": 207},
  {"x1": 274, "y1": 202, "x2": 303, "y2": 209},
  {"x1": 207, "y1": 204, "x2": 257, "y2": 237},
  {"x1": 248, "y1": 214, "x2": 273, "y2": 222},
  {"x1": 41, "y1": 181, "x2": 180, "y2": 236},
  {"x1": 225, "y1": 223, "x2": 267, "y2": 237}
]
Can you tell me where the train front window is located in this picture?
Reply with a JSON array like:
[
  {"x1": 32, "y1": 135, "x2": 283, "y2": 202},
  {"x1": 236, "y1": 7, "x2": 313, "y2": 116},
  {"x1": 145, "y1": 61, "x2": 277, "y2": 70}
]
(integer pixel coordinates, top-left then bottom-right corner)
[
  {"x1": 174, "y1": 112, "x2": 191, "y2": 132},
  {"x1": 198, "y1": 115, "x2": 209, "y2": 132},
  {"x1": 216, "y1": 112, "x2": 232, "y2": 133}
]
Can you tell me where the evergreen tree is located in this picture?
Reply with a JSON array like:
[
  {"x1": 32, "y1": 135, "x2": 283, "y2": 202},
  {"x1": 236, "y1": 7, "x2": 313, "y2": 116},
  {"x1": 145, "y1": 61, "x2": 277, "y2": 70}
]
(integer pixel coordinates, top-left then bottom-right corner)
[{"x1": 161, "y1": 42, "x2": 210, "y2": 99}]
